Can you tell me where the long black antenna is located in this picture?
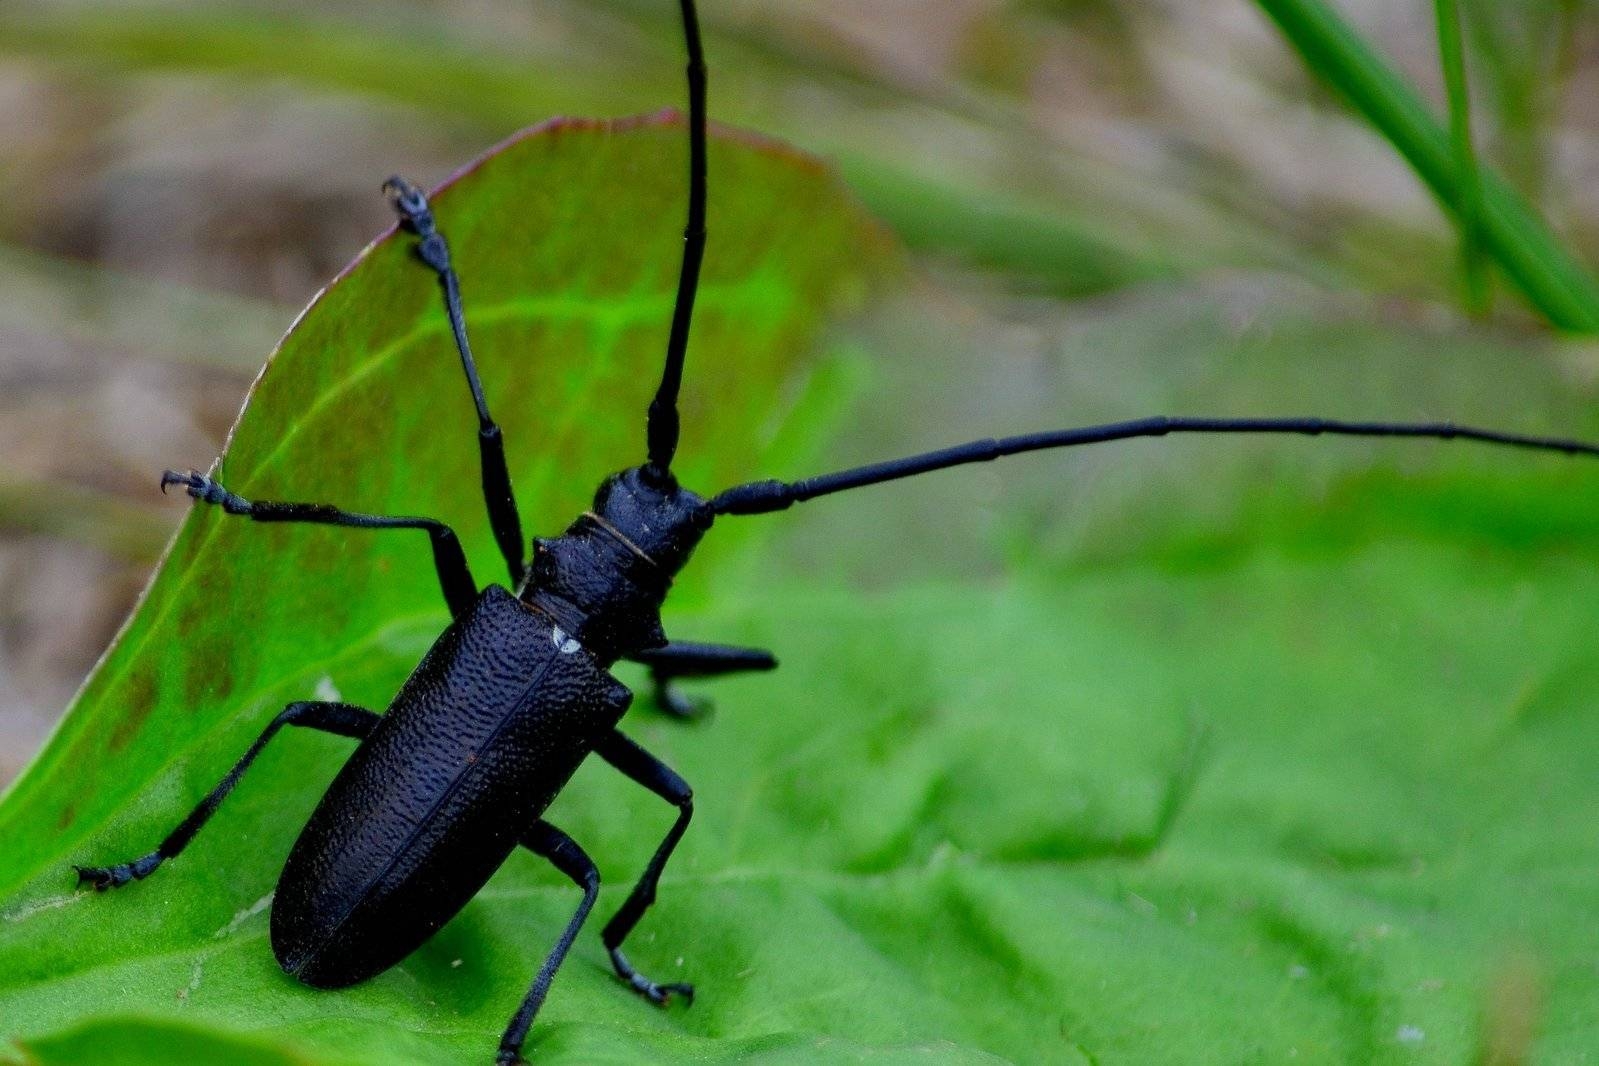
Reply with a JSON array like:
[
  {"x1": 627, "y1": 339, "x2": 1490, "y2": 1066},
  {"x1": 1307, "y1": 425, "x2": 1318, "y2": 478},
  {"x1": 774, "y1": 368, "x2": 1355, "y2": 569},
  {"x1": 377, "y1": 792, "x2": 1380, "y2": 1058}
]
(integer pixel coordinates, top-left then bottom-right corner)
[
  {"x1": 711, "y1": 415, "x2": 1599, "y2": 514},
  {"x1": 644, "y1": 0, "x2": 708, "y2": 483}
]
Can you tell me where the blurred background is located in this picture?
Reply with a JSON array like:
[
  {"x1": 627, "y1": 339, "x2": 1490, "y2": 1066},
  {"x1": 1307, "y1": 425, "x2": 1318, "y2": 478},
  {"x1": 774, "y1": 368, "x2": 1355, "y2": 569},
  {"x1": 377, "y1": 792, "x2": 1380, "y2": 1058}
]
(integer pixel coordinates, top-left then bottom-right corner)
[{"x1": 5, "y1": 0, "x2": 1599, "y2": 784}]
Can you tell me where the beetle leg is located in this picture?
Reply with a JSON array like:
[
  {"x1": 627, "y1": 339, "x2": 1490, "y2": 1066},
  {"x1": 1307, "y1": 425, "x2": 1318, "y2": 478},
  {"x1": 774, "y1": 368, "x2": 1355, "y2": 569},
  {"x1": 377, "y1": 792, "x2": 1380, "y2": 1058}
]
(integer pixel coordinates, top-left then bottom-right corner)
[
  {"x1": 496, "y1": 820, "x2": 599, "y2": 1066},
  {"x1": 594, "y1": 730, "x2": 695, "y2": 1005},
  {"x1": 72, "y1": 701, "x2": 378, "y2": 891},
  {"x1": 384, "y1": 175, "x2": 526, "y2": 588},
  {"x1": 627, "y1": 641, "x2": 777, "y2": 720},
  {"x1": 161, "y1": 470, "x2": 478, "y2": 618}
]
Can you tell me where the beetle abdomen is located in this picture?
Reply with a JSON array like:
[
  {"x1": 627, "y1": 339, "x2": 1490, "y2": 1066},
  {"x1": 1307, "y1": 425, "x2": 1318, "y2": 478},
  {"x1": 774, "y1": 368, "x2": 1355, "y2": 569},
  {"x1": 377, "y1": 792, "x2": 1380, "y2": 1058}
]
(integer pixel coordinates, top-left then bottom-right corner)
[{"x1": 269, "y1": 586, "x2": 630, "y2": 987}]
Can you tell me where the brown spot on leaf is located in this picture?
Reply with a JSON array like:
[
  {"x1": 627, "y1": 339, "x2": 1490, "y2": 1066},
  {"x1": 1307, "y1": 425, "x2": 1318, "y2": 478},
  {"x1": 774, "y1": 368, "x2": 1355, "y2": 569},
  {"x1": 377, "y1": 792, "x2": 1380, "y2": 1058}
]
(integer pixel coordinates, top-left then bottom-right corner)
[
  {"x1": 6, "y1": 1037, "x2": 41, "y2": 1066},
  {"x1": 108, "y1": 670, "x2": 157, "y2": 752},
  {"x1": 180, "y1": 640, "x2": 233, "y2": 709}
]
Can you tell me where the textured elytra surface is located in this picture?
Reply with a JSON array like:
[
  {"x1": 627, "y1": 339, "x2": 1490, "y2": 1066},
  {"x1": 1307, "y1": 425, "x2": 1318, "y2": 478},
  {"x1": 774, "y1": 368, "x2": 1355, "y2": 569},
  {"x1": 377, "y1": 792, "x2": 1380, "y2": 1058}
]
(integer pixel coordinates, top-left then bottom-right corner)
[{"x1": 271, "y1": 586, "x2": 629, "y2": 989}]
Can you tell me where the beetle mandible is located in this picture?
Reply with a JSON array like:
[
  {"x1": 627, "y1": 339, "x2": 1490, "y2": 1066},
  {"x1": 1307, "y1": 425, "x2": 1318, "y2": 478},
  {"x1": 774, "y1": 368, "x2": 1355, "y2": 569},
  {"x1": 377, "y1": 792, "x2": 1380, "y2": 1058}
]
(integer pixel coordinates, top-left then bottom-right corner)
[{"x1": 71, "y1": 2, "x2": 1599, "y2": 1064}]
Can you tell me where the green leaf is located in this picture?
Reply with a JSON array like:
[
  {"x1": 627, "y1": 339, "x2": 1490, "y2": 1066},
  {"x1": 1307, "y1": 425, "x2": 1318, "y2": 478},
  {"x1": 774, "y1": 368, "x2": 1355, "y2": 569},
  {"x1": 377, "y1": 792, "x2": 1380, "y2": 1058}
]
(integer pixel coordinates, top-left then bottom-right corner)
[
  {"x1": 0, "y1": 114, "x2": 897, "y2": 1062},
  {"x1": 6, "y1": 116, "x2": 1599, "y2": 1065},
  {"x1": 4, "y1": 1017, "x2": 315, "y2": 1066}
]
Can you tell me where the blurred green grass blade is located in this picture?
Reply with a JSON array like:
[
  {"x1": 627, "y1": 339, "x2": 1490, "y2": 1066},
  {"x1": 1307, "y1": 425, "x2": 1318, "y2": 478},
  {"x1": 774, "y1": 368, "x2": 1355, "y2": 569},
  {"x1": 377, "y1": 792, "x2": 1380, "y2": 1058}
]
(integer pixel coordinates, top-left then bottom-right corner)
[
  {"x1": 1254, "y1": 0, "x2": 1599, "y2": 331},
  {"x1": 1433, "y1": 0, "x2": 1490, "y2": 315},
  {"x1": 0, "y1": 7, "x2": 569, "y2": 129}
]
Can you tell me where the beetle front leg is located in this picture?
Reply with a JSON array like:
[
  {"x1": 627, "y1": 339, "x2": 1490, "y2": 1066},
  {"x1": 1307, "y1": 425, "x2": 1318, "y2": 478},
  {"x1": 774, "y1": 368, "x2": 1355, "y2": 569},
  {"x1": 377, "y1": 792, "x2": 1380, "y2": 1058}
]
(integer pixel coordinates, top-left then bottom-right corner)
[
  {"x1": 161, "y1": 470, "x2": 478, "y2": 618},
  {"x1": 384, "y1": 175, "x2": 527, "y2": 587},
  {"x1": 73, "y1": 701, "x2": 378, "y2": 890},
  {"x1": 496, "y1": 820, "x2": 600, "y2": 1066},
  {"x1": 594, "y1": 730, "x2": 695, "y2": 1005}
]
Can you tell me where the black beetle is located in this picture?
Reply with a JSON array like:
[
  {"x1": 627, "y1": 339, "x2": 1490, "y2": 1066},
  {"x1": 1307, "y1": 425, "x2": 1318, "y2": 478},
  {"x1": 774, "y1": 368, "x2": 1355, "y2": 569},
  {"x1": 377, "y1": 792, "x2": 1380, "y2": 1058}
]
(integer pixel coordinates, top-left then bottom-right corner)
[{"x1": 72, "y1": 2, "x2": 1599, "y2": 1063}]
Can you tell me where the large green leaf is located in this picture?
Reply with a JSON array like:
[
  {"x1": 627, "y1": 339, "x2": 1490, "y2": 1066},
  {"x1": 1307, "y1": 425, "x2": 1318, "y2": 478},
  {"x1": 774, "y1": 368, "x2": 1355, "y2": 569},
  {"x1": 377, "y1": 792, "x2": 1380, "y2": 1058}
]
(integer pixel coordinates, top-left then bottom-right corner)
[
  {"x1": 0, "y1": 111, "x2": 889, "y2": 877},
  {"x1": 6, "y1": 118, "x2": 1599, "y2": 1065},
  {"x1": 0, "y1": 113, "x2": 895, "y2": 1061}
]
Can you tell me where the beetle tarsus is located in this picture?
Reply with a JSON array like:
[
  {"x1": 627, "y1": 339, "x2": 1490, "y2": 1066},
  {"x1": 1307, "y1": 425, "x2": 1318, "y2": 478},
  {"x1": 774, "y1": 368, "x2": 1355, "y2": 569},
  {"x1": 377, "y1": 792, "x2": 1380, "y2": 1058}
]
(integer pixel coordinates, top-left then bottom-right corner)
[
  {"x1": 493, "y1": 1050, "x2": 525, "y2": 1066},
  {"x1": 73, "y1": 852, "x2": 161, "y2": 891},
  {"x1": 609, "y1": 946, "x2": 694, "y2": 1006},
  {"x1": 159, "y1": 468, "x2": 202, "y2": 496},
  {"x1": 161, "y1": 470, "x2": 249, "y2": 513},
  {"x1": 382, "y1": 175, "x2": 431, "y2": 230},
  {"x1": 384, "y1": 176, "x2": 451, "y2": 272}
]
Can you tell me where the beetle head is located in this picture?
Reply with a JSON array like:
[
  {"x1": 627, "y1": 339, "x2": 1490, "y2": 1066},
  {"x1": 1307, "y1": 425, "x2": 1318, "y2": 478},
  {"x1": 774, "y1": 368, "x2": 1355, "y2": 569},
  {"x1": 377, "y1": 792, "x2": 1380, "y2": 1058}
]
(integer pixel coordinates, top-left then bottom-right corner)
[{"x1": 590, "y1": 466, "x2": 714, "y2": 576}]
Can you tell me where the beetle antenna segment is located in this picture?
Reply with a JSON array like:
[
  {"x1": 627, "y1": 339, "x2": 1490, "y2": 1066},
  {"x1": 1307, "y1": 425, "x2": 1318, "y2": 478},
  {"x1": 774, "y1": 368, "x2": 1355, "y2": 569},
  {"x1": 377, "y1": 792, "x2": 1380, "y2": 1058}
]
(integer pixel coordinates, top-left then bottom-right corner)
[
  {"x1": 643, "y1": 0, "x2": 709, "y2": 483},
  {"x1": 710, "y1": 415, "x2": 1599, "y2": 513}
]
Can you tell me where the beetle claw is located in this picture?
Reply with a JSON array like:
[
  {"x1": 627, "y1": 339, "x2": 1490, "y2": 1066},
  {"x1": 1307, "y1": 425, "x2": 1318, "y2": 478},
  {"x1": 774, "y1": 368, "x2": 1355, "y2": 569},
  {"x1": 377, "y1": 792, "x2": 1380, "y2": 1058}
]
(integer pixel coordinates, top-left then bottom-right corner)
[
  {"x1": 611, "y1": 947, "x2": 694, "y2": 1006},
  {"x1": 653, "y1": 981, "x2": 696, "y2": 1006},
  {"x1": 73, "y1": 863, "x2": 107, "y2": 888},
  {"x1": 161, "y1": 469, "x2": 196, "y2": 495},
  {"x1": 382, "y1": 176, "x2": 430, "y2": 227},
  {"x1": 74, "y1": 863, "x2": 122, "y2": 891},
  {"x1": 160, "y1": 469, "x2": 217, "y2": 500}
]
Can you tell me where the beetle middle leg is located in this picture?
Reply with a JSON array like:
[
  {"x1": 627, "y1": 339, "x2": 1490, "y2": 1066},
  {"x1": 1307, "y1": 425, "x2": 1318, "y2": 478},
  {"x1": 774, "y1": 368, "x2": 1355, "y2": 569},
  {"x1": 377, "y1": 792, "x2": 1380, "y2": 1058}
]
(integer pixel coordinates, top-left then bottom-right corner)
[
  {"x1": 73, "y1": 701, "x2": 378, "y2": 890},
  {"x1": 594, "y1": 730, "x2": 696, "y2": 1004},
  {"x1": 161, "y1": 470, "x2": 478, "y2": 618},
  {"x1": 384, "y1": 175, "x2": 526, "y2": 588},
  {"x1": 628, "y1": 640, "x2": 777, "y2": 719},
  {"x1": 496, "y1": 819, "x2": 600, "y2": 1066}
]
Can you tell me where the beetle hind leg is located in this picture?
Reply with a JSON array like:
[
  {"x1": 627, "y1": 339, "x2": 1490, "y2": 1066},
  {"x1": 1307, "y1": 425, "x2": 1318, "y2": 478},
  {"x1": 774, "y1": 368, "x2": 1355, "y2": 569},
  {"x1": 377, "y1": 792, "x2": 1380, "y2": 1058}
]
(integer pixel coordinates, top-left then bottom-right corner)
[
  {"x1": 496, "y1": 820, "x2": 600, "y2": 1066},
  {"x1": 71, "y1": 700, "x2": 378, "y2": 891}
]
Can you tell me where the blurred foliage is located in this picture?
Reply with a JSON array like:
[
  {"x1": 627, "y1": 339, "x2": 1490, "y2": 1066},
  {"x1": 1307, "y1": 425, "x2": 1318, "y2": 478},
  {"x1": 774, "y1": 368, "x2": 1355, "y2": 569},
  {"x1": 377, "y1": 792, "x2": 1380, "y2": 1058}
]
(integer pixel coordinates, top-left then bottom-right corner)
[{"x1": 1255, "y1": 0, "x2": 1599, "y2": 328}]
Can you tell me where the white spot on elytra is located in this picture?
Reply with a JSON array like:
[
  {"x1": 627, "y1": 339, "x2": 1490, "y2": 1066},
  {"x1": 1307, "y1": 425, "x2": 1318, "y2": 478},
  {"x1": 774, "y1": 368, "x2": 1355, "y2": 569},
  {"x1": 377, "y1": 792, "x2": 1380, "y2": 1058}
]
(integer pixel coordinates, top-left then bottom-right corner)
[
  {"x1": 1396, "y1": 1025, "x2": 1425, "y2": 1045},
  {"x1": 314, "y1": 675, "x2": 342, "y2": 702},
  {"x1": 551, "y1": 626, "x2": 580, "y2": 654}
]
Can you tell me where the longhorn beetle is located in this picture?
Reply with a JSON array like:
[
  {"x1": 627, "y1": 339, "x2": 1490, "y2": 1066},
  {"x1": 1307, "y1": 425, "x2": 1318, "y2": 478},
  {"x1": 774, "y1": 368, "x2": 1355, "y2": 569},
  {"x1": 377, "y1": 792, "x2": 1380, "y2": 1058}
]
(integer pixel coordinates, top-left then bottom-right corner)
[{"x1": 71, "y1": 2, "x2": 1599, "y2": 1064}]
